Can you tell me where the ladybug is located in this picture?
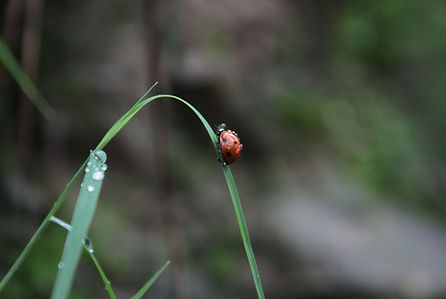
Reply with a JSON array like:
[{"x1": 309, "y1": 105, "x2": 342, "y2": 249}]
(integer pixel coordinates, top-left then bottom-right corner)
[{"x1": 216, "y1": 123, "x2": 243, "y2": 165}]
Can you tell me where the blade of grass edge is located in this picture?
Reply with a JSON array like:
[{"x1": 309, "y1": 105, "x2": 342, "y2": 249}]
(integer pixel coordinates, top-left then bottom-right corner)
[
  {"x1": 130, "y1": 261, "x2": 171, "y2": 299},
  {"x1": 0, "y1": 37, "x2": 55, "y2": 119},
  {"x1": 51, "y1": 150, "x2": 108, "y2": 299},
  {"x1": 50, "y1": 216, "x2": 117, "y2": 299}
]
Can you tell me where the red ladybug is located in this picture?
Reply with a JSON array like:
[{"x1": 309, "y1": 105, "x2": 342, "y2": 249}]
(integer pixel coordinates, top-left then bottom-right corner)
[{"x1": 216, "y1": 123, "x2": 243, "y2": 165}]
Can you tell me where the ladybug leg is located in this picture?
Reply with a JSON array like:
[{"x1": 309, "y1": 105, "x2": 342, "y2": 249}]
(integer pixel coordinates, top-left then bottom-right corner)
[
  {"x1": 218, "y1": 157, "x2": 227, "y2": 166},
  {"x1": 217, "y1": 147, "x2": 227, "y2": 166}
]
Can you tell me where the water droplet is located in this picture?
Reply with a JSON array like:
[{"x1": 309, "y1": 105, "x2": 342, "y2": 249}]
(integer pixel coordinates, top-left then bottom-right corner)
[
  {"x1": 83, "y1": 237, "x2": 94, "y2": 253},
  {"x1": 85, "y1": 167, "x2": 90, "y2": 173},
  {"x1": 83, "y1": 237, "x2": 90, "y2": 247},
  {"x1": 58, "y1": 262, "x2": 65, "y2": 269},
  {"x1": 87, "y1": 161, "x2": 92, "y2": 166},
  {"x1": 81, "y1": 183, "x2": 85, "y2": 187},
  {"x1": 101, "y1": 164, "x2": 108, "y2": 171},
  {"x1": 87, "y1": 185, "x2": 95, "y2": 192},
  {"x1": 92, "y1": 171, "x2": 104, "y2": 181},
  {"x1": 91, "y1": 150, "x2": 107, "y2": 163}
]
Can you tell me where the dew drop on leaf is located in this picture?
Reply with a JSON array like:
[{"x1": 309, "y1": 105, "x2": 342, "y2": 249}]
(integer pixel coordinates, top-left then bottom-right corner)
[{"x1": 92, "y1": 171, "x2": 104, "y2": 181}]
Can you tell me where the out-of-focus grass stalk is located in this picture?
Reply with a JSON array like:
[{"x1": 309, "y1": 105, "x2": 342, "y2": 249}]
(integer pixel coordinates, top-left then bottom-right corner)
[{"x1": 0, "y1": 37, "x2": 55, "y2": 119}]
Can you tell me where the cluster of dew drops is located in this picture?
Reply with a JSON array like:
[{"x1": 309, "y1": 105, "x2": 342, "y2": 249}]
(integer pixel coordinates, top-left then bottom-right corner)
[{"x1": 80, "y1": 150, "x2": 108, "y2": 193}]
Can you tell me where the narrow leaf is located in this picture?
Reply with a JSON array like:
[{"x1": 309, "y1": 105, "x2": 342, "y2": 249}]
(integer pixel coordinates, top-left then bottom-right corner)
[
  {"x1": 51, "y1": 150, "x2": 108, "y2": 299},
  {"x1": 131, "y1": 261, "x2": 171, "y2": 299}
]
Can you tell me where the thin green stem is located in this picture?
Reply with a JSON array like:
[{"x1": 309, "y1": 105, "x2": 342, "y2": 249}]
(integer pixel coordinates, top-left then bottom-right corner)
[{"x1": 85, "y1": 246, "x2": 116, "y2": 299}]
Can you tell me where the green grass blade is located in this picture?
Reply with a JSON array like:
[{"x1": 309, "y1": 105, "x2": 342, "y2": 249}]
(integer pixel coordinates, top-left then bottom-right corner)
[
  {"x1": 130, "y1": 261, "x2": 171, "y2": 299},
  {"x1": 49, "y1": 216, "x2": 117, "y2": 299},
  {"x1": 51, "y1": 150, "x2": 108, "y2": 299},
  {"x1": 0, "y1": 85, "x2": 157, "y2": 293},
  {"x1": 222, "y1": 167, "x2": 265, "y2": 299},
  {"x1": 0, "y1": 37, "x2": 55, "y2": 119}
]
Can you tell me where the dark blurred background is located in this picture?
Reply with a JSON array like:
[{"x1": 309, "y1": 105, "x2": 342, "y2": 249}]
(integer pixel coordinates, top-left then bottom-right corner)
[{"x1": 2, "y1": 0, "x2": 446, "y2": 298}]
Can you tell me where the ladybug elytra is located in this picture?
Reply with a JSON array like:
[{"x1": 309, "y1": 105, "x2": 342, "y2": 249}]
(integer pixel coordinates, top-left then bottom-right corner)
[{"x1": 216, "y1": 123, "x2": 243, "y2": 165}]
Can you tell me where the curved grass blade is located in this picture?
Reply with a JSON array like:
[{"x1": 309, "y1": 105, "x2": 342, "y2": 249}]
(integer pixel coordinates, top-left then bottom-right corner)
[
  {"x1": 0, "y1": 85, "x2": 264, "y2": 298},
  {"x1": 131, "y1": 261, "x2": 171, "y2": 299},
  {"x1": 145, "y1": 95, "x2": 265, "y2": 298},
  {"x1": 50, "y1": 216, "x2": 117, "y2": 299},
  {"x1": 51, "y1": 150, "x2": 108, "y2": 299},
  {"x1": 0, "y1": 37, "x2": 55, "y2": 119}
]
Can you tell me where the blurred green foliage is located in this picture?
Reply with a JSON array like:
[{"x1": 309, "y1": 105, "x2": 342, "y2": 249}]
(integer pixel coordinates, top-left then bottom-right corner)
[{"x1": 274, "y1": 1, "x2": 446, "y2": 215}]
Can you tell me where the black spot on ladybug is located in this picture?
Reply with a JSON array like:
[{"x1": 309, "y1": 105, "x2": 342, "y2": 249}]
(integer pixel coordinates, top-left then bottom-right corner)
[
  {"x1": 226, "y1": 152, "x2": 232, "y2": 157},
  {"x1": 234, "y1": 141, "x2": 238, "y2": 144},
  {"x1": 222, "y1": 138, "x2": 227, "y2": 143}
]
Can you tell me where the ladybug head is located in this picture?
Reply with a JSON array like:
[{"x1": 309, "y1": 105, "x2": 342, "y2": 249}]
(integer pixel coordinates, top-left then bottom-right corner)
[{"x1": 216, "y1": 123, "x2": 227, "y2": 135}]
